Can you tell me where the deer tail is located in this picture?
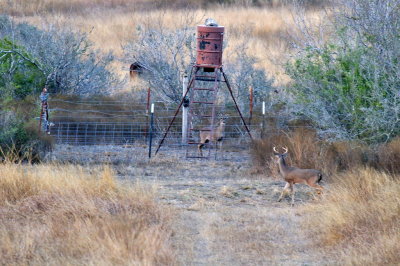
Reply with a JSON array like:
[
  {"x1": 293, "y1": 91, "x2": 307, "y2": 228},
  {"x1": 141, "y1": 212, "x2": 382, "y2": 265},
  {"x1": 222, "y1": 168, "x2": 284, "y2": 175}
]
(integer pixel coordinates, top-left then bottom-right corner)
[{"x1": 317, "y1": 173, "x2": 323, "y2": 183}]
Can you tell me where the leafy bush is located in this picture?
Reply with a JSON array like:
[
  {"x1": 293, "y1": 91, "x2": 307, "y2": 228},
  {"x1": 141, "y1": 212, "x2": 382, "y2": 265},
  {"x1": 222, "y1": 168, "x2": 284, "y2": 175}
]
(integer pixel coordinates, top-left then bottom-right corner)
[
  {"x1": 0, "y1": 38, "x2": 45, "y2": 100},
  {"x1": 283, "y1": 0, "x2": 400, "y2": 143},
  {"x1": 0, "y1": 110, "x2": 53, "y2": 162},
  {"x1": 0, "y1": 15, "x2": 116, "y2": 95},
  {"x1": 0, "y1": 15, "x2": 116, "y2": 160}
]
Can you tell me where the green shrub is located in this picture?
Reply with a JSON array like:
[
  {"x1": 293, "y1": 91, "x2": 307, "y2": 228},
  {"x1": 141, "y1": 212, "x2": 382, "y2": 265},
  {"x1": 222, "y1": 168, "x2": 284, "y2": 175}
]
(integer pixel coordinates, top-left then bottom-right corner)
[
  {"x1": 0, "y1": 38, "x2": 45, "y2": 100},
  {"x1": 0, "y1": 111, "x2": 53, "y2": 162},
  {"x1": 284, "y1": 0, "x2": 400, "y2": 143},
  {"x1": 0, "y1": 15, "x2": 115, "y2": 161}
]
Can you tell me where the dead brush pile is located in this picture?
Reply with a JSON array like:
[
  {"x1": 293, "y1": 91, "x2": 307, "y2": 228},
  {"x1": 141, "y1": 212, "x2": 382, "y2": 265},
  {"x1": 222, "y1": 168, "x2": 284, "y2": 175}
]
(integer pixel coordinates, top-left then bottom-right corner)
[
  {"x1": 0, "y1": 163, "x2": 174, "y2": 265},
  {"x1": 305, "y1": 168, "x2": 400, "y2": 265}
]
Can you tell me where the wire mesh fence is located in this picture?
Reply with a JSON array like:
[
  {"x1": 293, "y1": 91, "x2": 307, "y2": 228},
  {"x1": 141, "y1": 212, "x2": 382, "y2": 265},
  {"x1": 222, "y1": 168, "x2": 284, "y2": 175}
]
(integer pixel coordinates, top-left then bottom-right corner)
[
  {"x1": 46, "y1": 97, "x2": 307, "y2": 157},
  {"x1": 50, "y1": 118, "x2": 261, "y2": 147}
]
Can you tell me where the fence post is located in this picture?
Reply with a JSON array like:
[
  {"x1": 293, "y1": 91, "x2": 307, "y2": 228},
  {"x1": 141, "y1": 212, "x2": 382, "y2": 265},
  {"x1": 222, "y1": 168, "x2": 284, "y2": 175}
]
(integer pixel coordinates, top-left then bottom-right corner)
[
  {"x1": 182, "y1": 73, "x2": 189, "y2": 144},
  {"x1": 249, "y1": 86, "x2": 253, "y2": 127},
  {"x1": 148, "y1": 103, "x2": 155, "y2": 158},
  {"x1": 145, "y1": 87, "x2": 151, "y2": 140},
  {"x1": 261, "y1": 101, "x2": 266, "y2": 139}
]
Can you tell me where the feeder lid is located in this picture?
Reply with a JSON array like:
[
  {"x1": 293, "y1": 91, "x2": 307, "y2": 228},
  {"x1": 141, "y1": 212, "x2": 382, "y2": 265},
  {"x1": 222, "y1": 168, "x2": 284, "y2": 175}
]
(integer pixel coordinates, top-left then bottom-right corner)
[{"x1": 205, "y1": 18, "x2": 218, "y2": 27}]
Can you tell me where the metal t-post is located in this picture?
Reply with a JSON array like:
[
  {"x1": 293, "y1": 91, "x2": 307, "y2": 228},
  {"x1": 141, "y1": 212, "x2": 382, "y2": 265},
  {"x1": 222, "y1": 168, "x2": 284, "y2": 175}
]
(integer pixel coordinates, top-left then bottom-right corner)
[
  {"x1": 182, "y1": 74, "x2": 189, "y2": 144},
  {"x1": 148, "y1": 103, "x2": 155, "y2": 158},
  {"x1": 261, "y1": 101, "x2": 266, "y2": 139}
]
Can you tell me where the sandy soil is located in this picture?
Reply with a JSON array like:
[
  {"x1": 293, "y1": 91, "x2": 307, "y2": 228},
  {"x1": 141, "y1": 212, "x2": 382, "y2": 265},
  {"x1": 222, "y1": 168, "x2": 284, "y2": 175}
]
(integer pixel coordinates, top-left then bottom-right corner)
[{"x1": 48, "y1": 145, "x2": 330, "y2": 265}]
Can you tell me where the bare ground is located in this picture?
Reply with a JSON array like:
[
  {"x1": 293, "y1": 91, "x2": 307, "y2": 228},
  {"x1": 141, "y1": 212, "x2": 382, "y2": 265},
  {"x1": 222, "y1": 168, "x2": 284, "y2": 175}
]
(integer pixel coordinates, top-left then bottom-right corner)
[{"x1": 48, "y1": 145, "x2": 330, "y2": 265}]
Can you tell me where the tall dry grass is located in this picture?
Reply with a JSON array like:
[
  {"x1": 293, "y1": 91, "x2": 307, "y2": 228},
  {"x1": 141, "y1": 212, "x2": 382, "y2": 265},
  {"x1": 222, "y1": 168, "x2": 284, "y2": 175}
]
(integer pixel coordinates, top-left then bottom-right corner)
[
  {"x1": 0, "y1": 163, "x2": 174, "y2": 265},
  {"x1": 251, "y1": 128, "x2": 400, "y2": 177},
  {"x1": 2, "y1": 0, "x2": 317, "y2": 16},
  {"x1": 304, "y1": 168, "x2": 400, "y2": 265},
  {"x1": 252, "y1": 130, "x2": 400, "y2": 264},
  {"x1": 9, "y1": 5, "x2": 324, "y2": 86}
]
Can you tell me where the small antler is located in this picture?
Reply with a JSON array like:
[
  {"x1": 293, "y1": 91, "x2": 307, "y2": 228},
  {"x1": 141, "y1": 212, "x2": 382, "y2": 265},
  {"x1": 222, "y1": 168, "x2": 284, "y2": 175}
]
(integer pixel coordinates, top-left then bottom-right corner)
[
  {"x1": 273, "y1": 146, "x2": 279, "y2": 154},
  {"x1": 282, "y1": 146, "x2": 288, "y2": 154}
]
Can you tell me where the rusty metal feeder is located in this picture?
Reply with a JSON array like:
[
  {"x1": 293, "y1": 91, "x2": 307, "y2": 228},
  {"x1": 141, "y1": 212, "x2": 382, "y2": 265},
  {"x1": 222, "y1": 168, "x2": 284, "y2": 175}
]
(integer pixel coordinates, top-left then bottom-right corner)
[{"x1": 155, "y1": 20, "x2": 252, "y2": 159}]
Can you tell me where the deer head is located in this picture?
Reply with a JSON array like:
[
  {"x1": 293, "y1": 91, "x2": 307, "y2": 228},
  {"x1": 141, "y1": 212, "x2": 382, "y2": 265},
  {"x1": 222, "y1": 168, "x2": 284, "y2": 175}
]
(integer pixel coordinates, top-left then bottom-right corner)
[
  {"x1": 273, "y1": 146, "x2": 288, "y2": 163},
  {"x1": 217, "y1": 113, "x2": 226, "y2": 125}
]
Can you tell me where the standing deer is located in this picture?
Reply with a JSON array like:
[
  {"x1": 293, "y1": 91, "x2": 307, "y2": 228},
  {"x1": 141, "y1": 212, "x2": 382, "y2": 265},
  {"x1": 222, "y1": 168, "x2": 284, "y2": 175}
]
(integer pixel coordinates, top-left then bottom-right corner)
[
  {"x1": 198, "y1": 117, "x2": 226, "y2": 157},
  {"x1": 273, "y1": 146, "x2": 323, "y2": 205}
]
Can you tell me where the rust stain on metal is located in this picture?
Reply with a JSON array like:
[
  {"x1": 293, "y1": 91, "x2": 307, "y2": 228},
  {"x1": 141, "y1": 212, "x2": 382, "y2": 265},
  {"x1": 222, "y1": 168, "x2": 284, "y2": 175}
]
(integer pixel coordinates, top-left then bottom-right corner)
[
  {"x1": 196, "y1": 25, "x2": 224, "y2": 67},
  {"x1": 199, "y1": 40, "x2": 211, "y2": 50}
]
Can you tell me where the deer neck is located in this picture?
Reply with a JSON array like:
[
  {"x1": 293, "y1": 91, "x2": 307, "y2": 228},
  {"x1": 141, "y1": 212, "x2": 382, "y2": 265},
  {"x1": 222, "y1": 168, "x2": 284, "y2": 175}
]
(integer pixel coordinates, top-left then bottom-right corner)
[{"x1": 278, "y1": 157, "x2": 290, "y2": 175}]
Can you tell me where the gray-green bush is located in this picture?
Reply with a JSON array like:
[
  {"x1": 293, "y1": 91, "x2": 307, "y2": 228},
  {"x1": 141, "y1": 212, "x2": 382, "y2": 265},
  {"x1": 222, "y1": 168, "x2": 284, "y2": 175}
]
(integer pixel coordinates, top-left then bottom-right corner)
[
  {"x1": 123, "y1": 15, "x2": 274, "y2": 107},
  {"x1": 283, "y1": 0, "x2": 400, "y2": 143},
  {"x1": 0, "y1": 15, "x2": 116, "y2": 96},
  {"x1": 0, "y1": 16, "x2": 116, "y2": 160}
]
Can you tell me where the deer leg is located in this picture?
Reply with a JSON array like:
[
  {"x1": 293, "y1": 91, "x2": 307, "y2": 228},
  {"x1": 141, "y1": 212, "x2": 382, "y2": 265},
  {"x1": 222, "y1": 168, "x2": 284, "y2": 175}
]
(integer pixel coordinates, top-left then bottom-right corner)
[
  {"x1": 278, "y1": 182, "x2": 290, "y2": 202},
  {"x1": 308, "y1": 181, "x2": 324, "y2": 195},
  {"x1": 198, "y1": 144, "x2": 203, "y2": 157},
  {"x1": 290, "y1": 182, "x2": 295, "y2": 206}
]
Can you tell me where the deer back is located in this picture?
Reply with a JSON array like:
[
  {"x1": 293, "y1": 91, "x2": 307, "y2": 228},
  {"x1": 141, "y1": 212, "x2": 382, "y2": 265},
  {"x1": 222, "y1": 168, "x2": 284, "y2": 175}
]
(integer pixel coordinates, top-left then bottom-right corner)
[{"x1": 284, "y1": 167, "x2": 321, "y2": 183}]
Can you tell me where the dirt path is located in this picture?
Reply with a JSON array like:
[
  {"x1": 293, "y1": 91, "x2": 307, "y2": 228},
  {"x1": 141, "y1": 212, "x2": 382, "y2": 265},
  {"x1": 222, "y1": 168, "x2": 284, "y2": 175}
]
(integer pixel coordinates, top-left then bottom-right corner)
[
  {"x1": 155, "y1": 178, "x2": 325, "y2": 265},
  {"x1": 49, "y1": 145, "x2": 327, "y2": 265}
]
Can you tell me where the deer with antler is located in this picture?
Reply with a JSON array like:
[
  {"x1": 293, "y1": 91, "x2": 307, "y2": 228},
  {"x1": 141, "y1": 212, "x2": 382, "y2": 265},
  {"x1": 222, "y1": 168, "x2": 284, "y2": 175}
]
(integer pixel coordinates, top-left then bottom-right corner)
[
  {"x1": 198, "y1": 117, "x2": 226, "y2": 157},
  {"x1": 273, "y1": 146, "x2": 323, "y2": 205}
]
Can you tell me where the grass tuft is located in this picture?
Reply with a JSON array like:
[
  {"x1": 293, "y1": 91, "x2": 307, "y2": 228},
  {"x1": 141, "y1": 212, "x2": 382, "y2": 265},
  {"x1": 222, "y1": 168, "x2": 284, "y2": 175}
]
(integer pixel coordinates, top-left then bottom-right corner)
[
  {"x1": 0, "y1": 163, "x2": 174, "y2": 265},
  {"x1": 304, "y1": 167, "x2": 400, "y2": 265},
  {"x1": 251, "y1": 128, "x2": 400, "y2": 177}
]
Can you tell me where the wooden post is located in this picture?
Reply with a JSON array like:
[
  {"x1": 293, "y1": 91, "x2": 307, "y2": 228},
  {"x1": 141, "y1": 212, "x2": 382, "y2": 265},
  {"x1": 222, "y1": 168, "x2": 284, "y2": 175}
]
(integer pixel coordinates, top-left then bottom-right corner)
[
  {"x1": 148, "y1": 103, "x2": 155, "y2": 158},
  {"x1": 182, "y1": 73, "x2": 189, "y2": 144}
]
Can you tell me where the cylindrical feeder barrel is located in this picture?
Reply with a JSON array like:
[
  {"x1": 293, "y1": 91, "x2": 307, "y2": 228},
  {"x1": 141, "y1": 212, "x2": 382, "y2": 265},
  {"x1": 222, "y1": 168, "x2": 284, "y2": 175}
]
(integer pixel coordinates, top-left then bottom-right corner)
[{"x1": 196, "y1": 25, "x2": 224, "y2": 67}]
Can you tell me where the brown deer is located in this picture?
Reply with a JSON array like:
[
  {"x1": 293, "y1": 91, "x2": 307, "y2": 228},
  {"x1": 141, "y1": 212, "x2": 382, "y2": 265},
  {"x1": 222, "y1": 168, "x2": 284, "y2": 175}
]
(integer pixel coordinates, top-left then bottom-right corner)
[
  {"x1": 273, "y1": 146, "x2": 323, "y2": 205},
  {"x1": 198, "y1": 117, "x2": 226, "y2": 157}
]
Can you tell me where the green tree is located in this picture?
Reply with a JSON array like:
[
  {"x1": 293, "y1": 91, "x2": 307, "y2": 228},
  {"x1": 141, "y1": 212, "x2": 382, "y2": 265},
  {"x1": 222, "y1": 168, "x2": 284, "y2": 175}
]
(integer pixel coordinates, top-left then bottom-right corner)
[
  {"x1": 283, "y1": 0, "x2": 400, "y2": 143},
  {"x1": 0, "y1": 38, "x2": 45, "y2": 100}
]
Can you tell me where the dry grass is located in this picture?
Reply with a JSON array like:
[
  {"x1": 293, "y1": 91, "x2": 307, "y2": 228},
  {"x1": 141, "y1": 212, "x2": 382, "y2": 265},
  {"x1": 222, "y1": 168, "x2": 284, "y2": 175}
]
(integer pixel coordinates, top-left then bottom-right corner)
[
  {"x1": 7, "y1": 4, "x2": 325, "y2": 87},
  {"x1": 304, "y1": 167, "x2": 400, "y2": 265},
  {"x1": 251, "y1": 130, "x2": 400, "y2": 263},
  {"x1": 251, "y1": 128, "x2": 400, "y2": 178},
  {"x1": 0, "y1": 163, "x2": 174, "y2": 265},
  {"x1": 250, "y1": 128, "x2": 353, "y2": 177},
  {"x1": 374, "y1": 137, "x2": 400, "y2": 174}
]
